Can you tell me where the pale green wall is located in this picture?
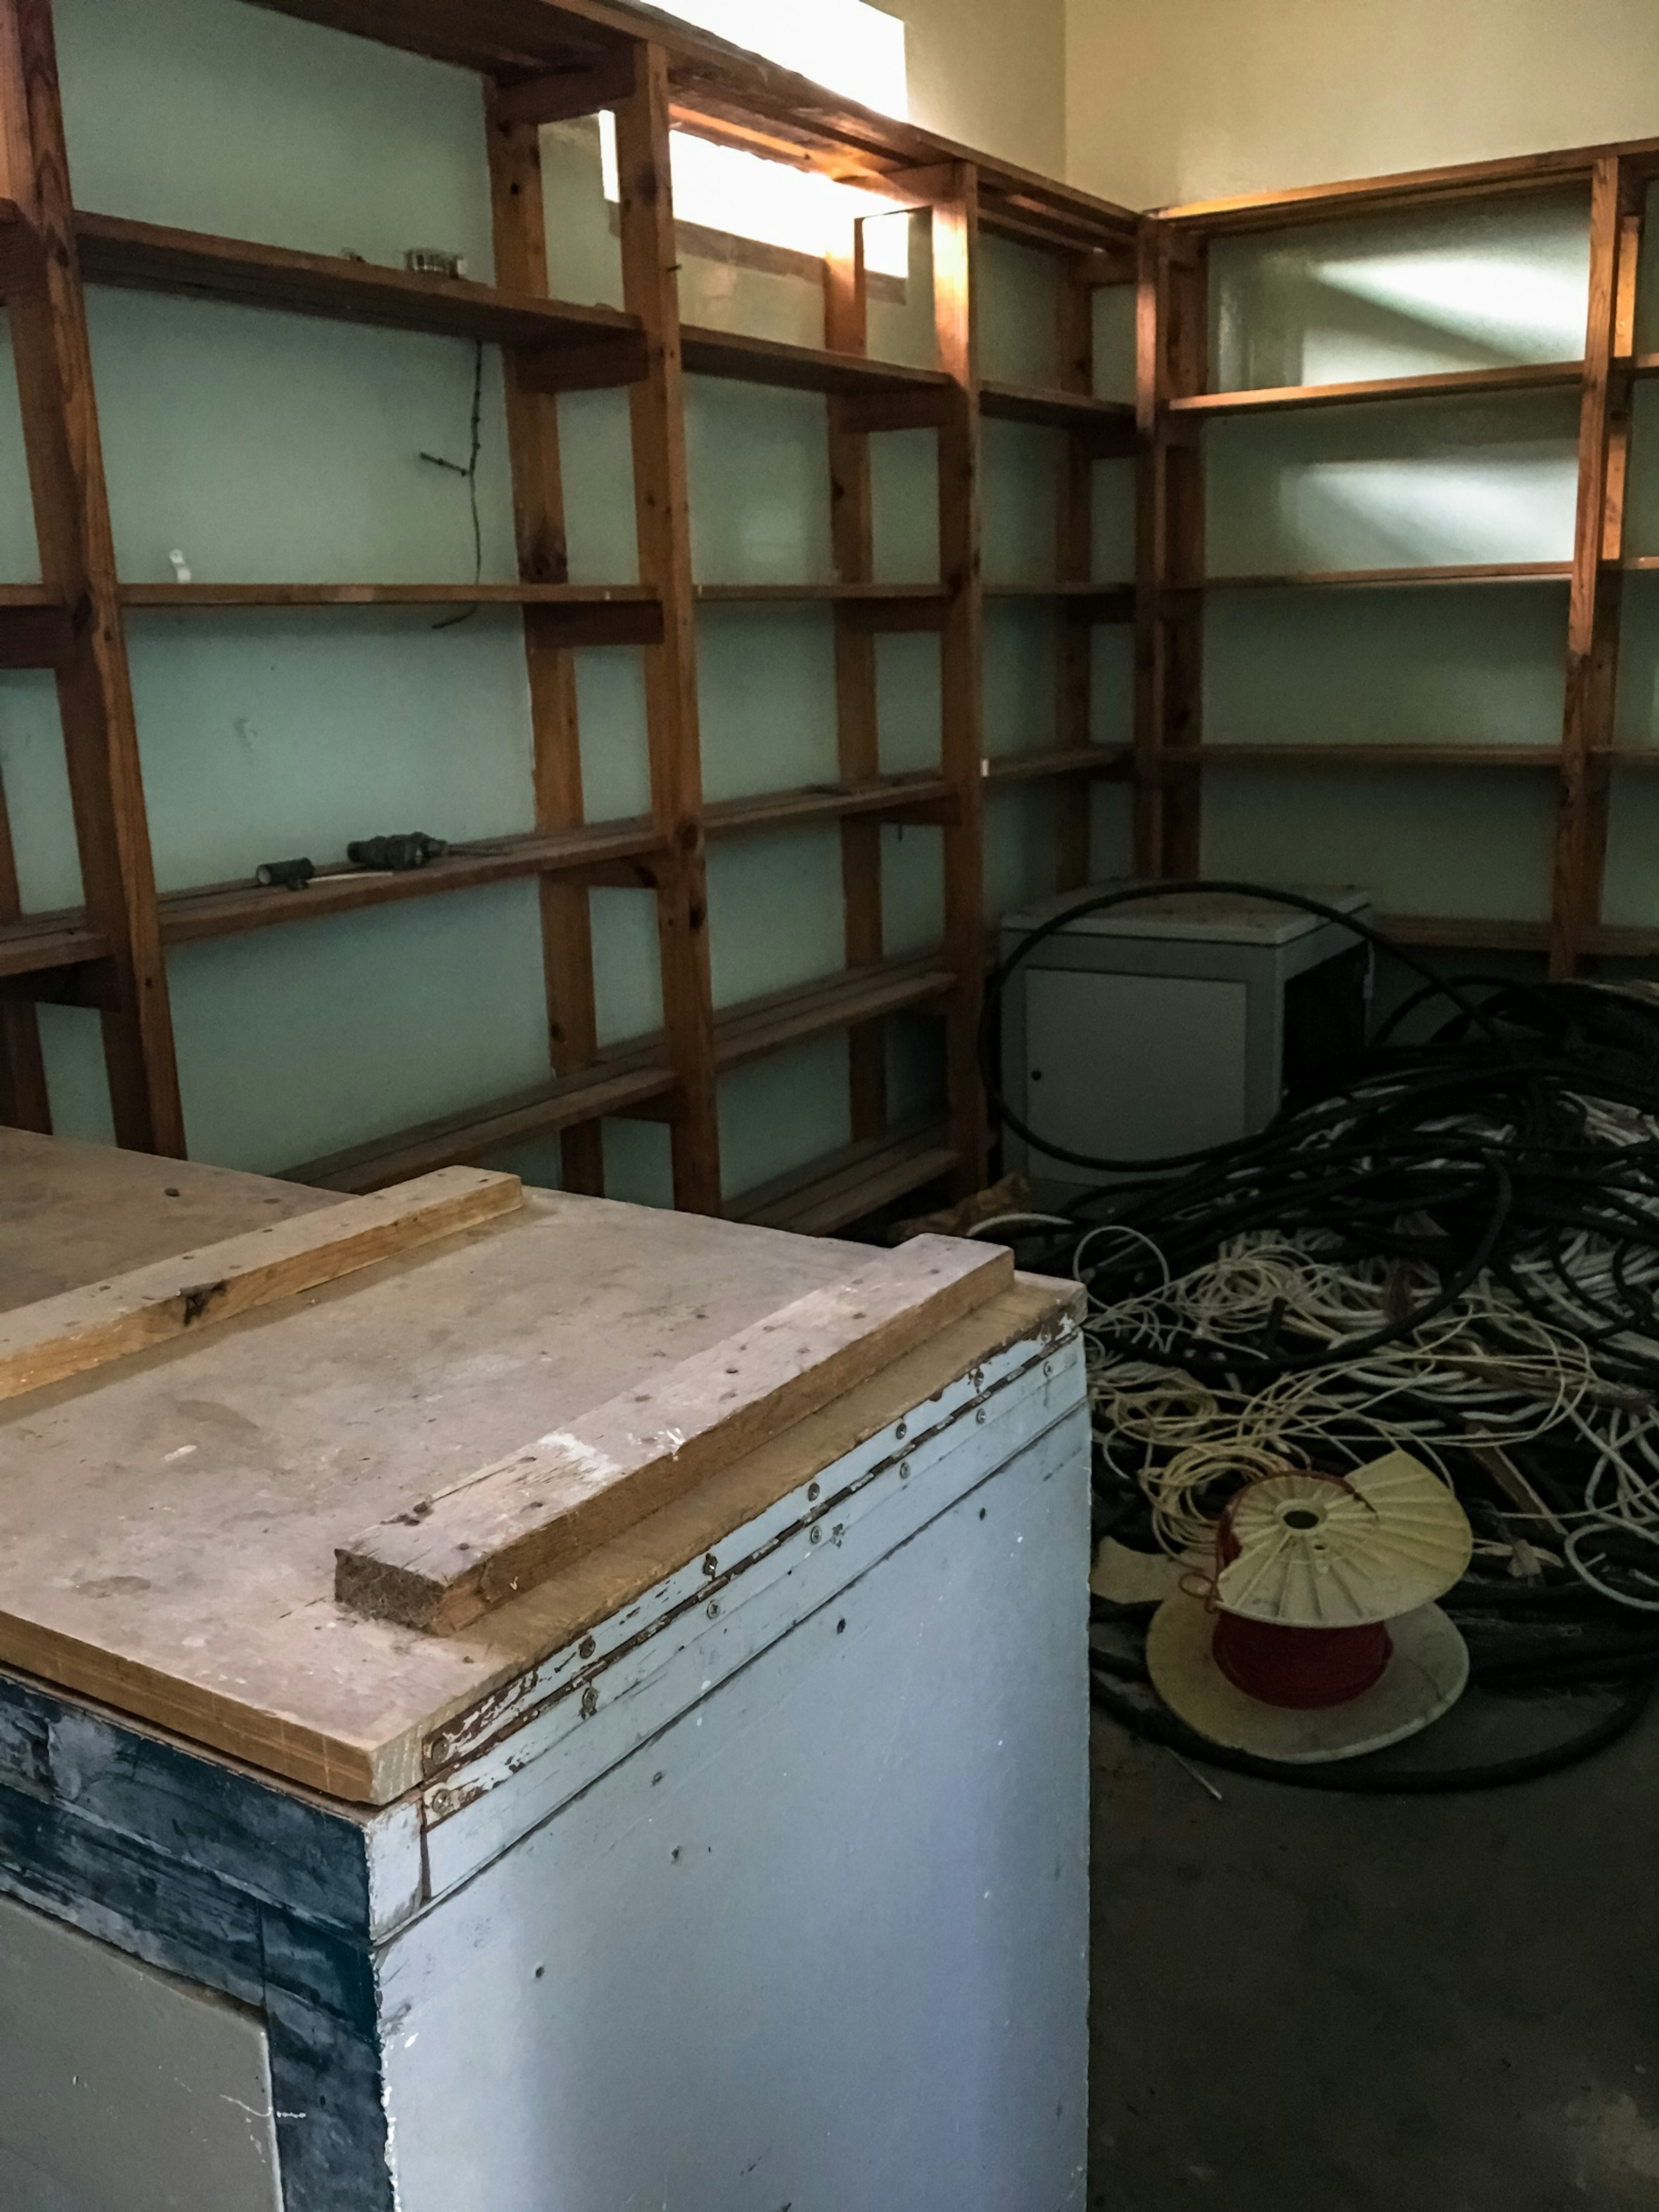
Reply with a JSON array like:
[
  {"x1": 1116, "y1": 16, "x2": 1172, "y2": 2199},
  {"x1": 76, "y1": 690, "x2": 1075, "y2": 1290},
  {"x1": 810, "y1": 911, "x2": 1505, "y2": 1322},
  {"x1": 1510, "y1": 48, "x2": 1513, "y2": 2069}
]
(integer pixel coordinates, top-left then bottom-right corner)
[{"x1": 11, "y1": 0, "x2": 1136, "y2": 1200}]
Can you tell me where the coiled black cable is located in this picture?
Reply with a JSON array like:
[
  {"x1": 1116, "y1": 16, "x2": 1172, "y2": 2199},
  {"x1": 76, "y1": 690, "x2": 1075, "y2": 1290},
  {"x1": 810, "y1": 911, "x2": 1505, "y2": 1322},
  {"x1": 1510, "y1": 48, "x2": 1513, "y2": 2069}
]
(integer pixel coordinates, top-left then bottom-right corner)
[{"x1": 982, "y1": 882, "x2": 1659, "y2": 1782}]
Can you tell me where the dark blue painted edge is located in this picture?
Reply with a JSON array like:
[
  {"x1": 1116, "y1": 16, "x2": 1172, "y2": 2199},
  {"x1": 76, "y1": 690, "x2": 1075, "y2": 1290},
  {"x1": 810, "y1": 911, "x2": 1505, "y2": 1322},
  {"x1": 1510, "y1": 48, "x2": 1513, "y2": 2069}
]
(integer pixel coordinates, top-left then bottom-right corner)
[
  {"x1": 0, "y1": 1668, "x2": 396, "y2": 2211},
  {"x1": 0, "y1": 1663, "x2": 377, "y2": 1932}
]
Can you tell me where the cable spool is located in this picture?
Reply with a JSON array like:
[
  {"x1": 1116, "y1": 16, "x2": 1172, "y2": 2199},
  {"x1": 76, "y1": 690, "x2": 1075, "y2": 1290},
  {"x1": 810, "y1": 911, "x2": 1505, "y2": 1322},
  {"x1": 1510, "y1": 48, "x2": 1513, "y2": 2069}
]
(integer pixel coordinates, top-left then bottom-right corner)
[{"x1": 1146, "y1": 1450, "x2": 1474, "y2": 1763}]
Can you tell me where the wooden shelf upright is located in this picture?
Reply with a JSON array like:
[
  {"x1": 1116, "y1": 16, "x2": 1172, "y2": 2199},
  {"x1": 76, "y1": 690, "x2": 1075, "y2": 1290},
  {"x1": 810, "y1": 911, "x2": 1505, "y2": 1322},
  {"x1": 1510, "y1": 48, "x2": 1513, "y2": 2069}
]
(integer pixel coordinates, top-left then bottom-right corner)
[
  {"x1": 0, "y1": 0, "x2": 183, "y2": 1156},
  {"x1": 1139, "y1": 133, "x2": 1659, "y2": 968},
  {"x1": 0, "y1": 0, "x2": 1142, "y2": 1225},
  {"x1": 1551, "y1": 153, "x2": 1644, "y2": 977},
  {"x1": 824, "y1": 214, "x2": 891, "y2": 1150}
]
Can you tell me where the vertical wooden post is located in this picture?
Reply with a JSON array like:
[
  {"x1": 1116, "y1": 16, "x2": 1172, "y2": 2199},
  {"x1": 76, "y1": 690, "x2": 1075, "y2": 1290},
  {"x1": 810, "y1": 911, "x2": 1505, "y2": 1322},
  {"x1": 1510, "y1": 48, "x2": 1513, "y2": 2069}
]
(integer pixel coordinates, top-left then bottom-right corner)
[
  {"x1": 1055, "y1": 252, "x2": 1096, "y2": 891},
  {"x1": 825, "y1": 216, "x2": 887, "y2": 1141},
  {"x1": 613, "y1": 43, "x2": 722, "y2": 1213},
  {"x1": 1551, "y1": 154, "x2": 1642, "y2": 979},
  {"x1": 0, "y1": 0, "x2": 182, "y2": 1153},
  {"x1": 932, "y1": 165, "x2": 988, "y2": 1196},
  {"x1": 484, "y1": 86, "x2": 604, "y2": 1194},
  {"x1": 0, "y1": 773, "x2": 49, "y2": 1130},
  {"x1": 1135, "y1": 218, "x2": 1207, "y2": 879}
]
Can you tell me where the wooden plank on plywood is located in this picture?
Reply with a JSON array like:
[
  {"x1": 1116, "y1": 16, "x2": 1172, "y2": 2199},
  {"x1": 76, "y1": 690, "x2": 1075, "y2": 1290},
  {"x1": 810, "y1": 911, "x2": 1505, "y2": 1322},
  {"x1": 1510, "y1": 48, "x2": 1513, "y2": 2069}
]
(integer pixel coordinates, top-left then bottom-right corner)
[
  {"x1": 335, "y1": 1235, "x2": 1013, "y2": 1631},
  {"x1": 0, "y1": 1125, "x2": 340, "y2": 1310},
  {"x1": 0, "y1": 1166, "x2": 521, "y2": 1403}
]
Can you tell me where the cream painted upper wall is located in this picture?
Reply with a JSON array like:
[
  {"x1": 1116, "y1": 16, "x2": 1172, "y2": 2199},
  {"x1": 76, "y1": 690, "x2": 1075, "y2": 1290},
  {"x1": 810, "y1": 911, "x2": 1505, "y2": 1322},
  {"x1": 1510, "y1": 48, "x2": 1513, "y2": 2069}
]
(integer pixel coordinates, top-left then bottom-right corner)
[
  {"x1": 1067, "y1": 0, "x2": 1659, "y2": 211},
  {"x1": 889, "y1": 0, "x2": 1067, "y2": 176}
]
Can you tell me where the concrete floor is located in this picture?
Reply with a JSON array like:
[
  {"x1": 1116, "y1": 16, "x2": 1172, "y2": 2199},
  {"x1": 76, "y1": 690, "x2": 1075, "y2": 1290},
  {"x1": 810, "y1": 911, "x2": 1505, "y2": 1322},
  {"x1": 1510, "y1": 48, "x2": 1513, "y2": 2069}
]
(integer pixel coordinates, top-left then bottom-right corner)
[{"x1": 1088, "y1": 1696, "x2": 1659, "y2": 2210}]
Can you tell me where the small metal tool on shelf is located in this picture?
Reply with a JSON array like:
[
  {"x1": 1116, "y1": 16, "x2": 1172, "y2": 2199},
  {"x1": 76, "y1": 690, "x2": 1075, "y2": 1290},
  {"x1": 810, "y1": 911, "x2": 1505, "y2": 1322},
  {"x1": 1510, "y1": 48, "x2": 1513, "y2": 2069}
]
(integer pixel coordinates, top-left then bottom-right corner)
[
  {"x1": 347, "y1": 833, "x2": 450, "y2": 872},
  {"x1": 254, "y1": 857, "x2": 315, "y2": 892}
]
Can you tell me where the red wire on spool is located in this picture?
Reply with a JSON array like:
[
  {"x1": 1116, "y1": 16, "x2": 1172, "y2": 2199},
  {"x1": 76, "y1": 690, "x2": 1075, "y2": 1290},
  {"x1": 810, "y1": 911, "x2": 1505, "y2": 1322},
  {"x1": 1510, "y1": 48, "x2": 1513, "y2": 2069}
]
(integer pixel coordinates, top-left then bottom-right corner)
[
  {"x1": 1211, "y1": 1474, "x2": 1393, "y2": 1710},
  {"x1": 1211, "y1": 1611, "x2": 1394, "y2": 1709}
]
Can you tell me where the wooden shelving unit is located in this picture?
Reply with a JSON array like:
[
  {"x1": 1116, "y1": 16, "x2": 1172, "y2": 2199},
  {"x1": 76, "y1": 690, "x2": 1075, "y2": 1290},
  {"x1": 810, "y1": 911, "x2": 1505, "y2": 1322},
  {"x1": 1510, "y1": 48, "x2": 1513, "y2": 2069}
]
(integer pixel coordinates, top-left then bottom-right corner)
[
  {"x1": 287, "y1": 945, "x2": 957, "y2": 1193},
  {"x1": 727, "y1": 1117, "x2": 959, "y2": 1236},
  {"x1": 1140, "y1": 133, "x2": 1659, "y2": 975},
  {"x1": 21, "y1": 7, "x2": 1645, "y2": 1219},
  {"x1": 0, "y1": 0, "x2": 1139, "y2": 1229}
]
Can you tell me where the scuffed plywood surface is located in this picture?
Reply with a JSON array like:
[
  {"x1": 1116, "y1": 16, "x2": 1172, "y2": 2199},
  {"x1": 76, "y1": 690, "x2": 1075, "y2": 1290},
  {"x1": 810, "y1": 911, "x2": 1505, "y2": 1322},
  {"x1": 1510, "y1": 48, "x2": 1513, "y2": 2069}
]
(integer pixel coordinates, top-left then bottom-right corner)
[{"x1": 0, "y1": 1183, "x2": 1068, "y2": 1805}]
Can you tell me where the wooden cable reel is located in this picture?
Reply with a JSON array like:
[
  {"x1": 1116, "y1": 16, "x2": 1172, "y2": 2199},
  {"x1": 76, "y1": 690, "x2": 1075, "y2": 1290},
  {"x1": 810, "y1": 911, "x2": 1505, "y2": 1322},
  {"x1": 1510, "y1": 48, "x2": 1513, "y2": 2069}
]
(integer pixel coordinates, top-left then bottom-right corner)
[{"x1": 1146, "y1": 1450, "x2": 1475, "y2": 1764}]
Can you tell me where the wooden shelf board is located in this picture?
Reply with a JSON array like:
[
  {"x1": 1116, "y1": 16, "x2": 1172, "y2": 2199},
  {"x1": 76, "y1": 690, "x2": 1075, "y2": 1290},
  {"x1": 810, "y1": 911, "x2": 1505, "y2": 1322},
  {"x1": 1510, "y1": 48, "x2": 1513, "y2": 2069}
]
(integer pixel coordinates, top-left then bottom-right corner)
[
  {"x1": 728, "y1": 1119, "x2": 958, "y2": 1237},
  {"x1": 121, "y1": 582, "x2": 658, "y2": 608},
  {"x1": 158, "y1": 819, "x2": 664, "y2": 948},
  {"x1": 0, "y1": 912, "x2": 106, "y2": 982},
  {"x1": 985, "y1": 745, "x2": 1131, "y2": 787},
  {"x1": 1195, "y1": 561, "x2": 1572, "y2": 591},
  {"x1": 1170, "y1": 360, "x2": 1585, "y2": 417},
  {"x1": 693, "y1": 582, "x2": 947, "y2": 604},
  {"x1": 74, "y1": 208, "x2": 642, "y2": 352},
  {"x1": 280, "y1": 952, "x2": 955, "y2": 1193},
  {"x1": 283, "y1": 1044, "x2": 678, "y2": 1193},
  {"x1": 979, "y1": 377, "x2": 1138, "y2": 442},
  {"x1": 681, "y1": 324, "x2": 950, "y2": 401},
  {"x1": 714, "y1": 951, "x2": 954, "y2": 1071},
  {"x1": 1165, "y1": 743, "x2": 1564, "y2": 772},
  {"x1": 1378, "y1": 914, "x2": 1553, "y2": 951},
  {"x1": 1587, "y1": 925, "x2": 1659, "y2": 958},
  {"x1": 705, "y1": 775, "x2": 954, "y2": 839},
  {"x1": 233, "y1": 5, "x2": 1137, "y2": 248},
  {"x1": 1156, "y1": 139, "x2": 1655, "y2": 234},
  {"x1": 985, "y1": 582, "x2": 1135, "y2": 619}
]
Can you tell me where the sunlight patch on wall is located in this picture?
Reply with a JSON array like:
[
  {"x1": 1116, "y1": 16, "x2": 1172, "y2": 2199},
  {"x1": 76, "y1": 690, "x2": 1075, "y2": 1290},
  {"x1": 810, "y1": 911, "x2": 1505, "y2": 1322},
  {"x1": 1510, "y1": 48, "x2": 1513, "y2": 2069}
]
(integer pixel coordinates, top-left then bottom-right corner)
[{"x1": 1315, "y1": 253, "x2": 1590, "y2": 359}]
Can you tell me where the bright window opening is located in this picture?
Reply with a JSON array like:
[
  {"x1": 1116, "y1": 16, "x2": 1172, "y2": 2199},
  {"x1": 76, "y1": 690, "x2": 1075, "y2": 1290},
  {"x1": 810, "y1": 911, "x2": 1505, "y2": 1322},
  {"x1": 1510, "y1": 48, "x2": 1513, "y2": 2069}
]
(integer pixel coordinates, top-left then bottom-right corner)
[
  {"x1": 600, "y1": 0, "x2": 915, "y2": 280},
  {"x1": 660, "y1": 0, "x2": 908, "y2": 114}
]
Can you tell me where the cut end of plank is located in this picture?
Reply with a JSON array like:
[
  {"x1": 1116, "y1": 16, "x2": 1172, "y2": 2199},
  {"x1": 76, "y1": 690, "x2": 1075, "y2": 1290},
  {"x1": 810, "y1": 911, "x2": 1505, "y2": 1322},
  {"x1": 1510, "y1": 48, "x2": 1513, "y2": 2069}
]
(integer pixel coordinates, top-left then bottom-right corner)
[
  {"x1": 334, "y1": 1551, "x2": 469, "y2": 1636},
  {"x1": 335, "y1": 1233, "x2": 1014, "y2": 1634}
]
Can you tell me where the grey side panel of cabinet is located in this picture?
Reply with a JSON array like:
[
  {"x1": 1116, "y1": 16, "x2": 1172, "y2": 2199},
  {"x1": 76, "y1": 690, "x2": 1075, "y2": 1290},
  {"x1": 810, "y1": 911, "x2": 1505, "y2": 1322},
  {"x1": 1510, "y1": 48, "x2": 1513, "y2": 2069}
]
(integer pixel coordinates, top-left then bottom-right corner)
[
  {"x1": 0, "y1": 1888, "x2": 284, "y2": 2212},
  {"x1": 377, "y1": 1408, "x2": 1092, "y2": 2212}
]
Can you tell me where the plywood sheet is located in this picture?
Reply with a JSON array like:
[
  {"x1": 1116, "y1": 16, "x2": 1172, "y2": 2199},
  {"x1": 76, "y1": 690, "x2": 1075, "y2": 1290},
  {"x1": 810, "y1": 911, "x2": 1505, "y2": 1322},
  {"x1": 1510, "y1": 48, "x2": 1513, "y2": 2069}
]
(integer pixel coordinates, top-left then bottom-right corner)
[
  {"x1": 0, "y1": 1129, "x2": 338, "y2": 1313},
  {"x1": 0, "y1": 1178, "x2": 1074, "y2": 1805}
]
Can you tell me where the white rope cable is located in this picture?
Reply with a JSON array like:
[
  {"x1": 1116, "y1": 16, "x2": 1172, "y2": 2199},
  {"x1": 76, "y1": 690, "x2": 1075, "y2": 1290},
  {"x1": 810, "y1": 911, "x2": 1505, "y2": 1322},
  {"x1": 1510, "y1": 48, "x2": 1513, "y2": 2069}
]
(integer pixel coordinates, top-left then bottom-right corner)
[{"x1": 1082, "y1": 1175, "x2": 1659, "y2": 1603}]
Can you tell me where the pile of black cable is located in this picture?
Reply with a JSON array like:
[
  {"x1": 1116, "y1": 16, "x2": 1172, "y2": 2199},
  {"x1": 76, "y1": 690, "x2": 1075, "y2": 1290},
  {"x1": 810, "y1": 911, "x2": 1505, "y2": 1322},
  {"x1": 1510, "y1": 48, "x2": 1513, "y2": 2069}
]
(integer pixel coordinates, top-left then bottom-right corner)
[{"x1": 979, "y1": 881, "x2": 1659, "y2": 1789}]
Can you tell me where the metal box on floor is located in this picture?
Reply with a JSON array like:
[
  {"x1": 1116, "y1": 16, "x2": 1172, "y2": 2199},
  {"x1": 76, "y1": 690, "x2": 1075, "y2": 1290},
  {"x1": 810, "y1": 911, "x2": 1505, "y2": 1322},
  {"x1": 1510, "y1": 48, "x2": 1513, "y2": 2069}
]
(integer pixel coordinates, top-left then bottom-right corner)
[
  {"x1": 998, "y1": 880, "x2": 1374, "y2": 1198},
  {"x1": 0, "y1": 1131, "x2": 1090, "y2": 2212}
]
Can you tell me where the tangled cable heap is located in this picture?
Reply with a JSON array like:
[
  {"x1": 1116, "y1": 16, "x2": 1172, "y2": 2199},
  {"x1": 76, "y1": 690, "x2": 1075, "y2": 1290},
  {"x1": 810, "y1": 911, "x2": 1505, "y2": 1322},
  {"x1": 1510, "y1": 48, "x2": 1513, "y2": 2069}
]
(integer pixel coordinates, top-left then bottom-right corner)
[
  {"x1": 980, "y1": 886, "x2": 1659, "y2": 1786},
  {"x1": 1081, "y1": 979, "x2": 1659, "y2": 1614}
]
